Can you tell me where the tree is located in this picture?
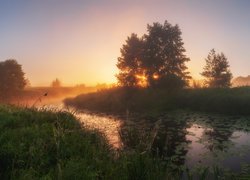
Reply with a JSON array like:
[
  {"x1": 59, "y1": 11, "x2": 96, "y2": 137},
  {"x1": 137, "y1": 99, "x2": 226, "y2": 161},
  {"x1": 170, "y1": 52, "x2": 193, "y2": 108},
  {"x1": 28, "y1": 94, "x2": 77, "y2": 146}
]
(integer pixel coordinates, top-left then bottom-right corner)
[
  {"x1": 116, "y1": 33, "x2": 145, "y2": 87},
  {"x1": 0, "y1": 59, "x2": 27, "y2": 100},
  {"x1": 51, "y1": 78, "x2": 61, "y2": 88},
  {"x1": 116, "y1": 21, "x2": 190, "y2": 89},
  {"x1": 143, "y1": 21, "x2": 190, "y2": 88},
  {"x1": 201, "y1": 49, "x2": 233, "y2": 88}
]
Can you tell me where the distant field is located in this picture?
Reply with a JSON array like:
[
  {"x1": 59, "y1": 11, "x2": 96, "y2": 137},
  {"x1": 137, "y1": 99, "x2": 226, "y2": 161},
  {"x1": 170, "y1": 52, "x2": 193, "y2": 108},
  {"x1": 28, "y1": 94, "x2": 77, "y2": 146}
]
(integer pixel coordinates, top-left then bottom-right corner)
[{"x1": 6, "y1": 86, "x2": 97, "y2": 106}]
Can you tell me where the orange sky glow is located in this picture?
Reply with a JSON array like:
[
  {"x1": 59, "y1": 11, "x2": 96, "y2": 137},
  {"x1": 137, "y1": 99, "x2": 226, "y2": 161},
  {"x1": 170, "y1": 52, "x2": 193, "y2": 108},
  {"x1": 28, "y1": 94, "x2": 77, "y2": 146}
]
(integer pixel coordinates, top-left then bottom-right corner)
[{"x1": 1, "y1": 1, "x2": 250, "y2": 86}]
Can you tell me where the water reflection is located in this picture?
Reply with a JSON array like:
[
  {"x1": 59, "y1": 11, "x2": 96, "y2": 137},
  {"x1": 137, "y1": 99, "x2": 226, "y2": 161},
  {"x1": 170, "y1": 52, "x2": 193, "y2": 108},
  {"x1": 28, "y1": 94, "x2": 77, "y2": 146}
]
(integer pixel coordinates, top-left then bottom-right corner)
[
  {"x1": 185, "y1": 114, "x2": 250, "y2": 173},
  {"x1": 73, "y1": 111, "x2": 250, "y2": 173},
  {"x1": 32, "y1": 98, "x2": 123, "y2": 149},
  {"x1": 150, "y1": 115, "x2": 189, "y2": 166},
  {"x1": 35, "y1": 98, "x2": 250, "y2": 173},
  {"x1": 118, "y1": 112, "x2": 250, "y2": 173},
  {"x1": 77, "y1": 113, "x2": 122, "y2": 149}
]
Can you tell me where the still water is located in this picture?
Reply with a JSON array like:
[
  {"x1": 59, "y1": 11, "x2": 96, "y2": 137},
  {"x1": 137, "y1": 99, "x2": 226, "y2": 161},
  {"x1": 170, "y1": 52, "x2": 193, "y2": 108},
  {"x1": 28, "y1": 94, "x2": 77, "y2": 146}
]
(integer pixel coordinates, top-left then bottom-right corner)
[
  {"x1": 38, "y1": 99, "x2": 250, "y2": 173},
  {"x1": 81, "y1": 112, "x2": 250, "y2": 173},
  {"x1": 75, "y1": 110, "x2": 250, "y2": 173},
  {"x1": 36, "y1": 100, "x2": 122, "y2": 149}
]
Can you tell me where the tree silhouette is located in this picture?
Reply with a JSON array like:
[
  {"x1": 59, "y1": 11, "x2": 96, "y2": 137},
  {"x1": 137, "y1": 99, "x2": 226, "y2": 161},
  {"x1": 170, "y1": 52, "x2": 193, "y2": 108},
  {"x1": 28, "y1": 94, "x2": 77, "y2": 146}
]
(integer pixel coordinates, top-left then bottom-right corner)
[
  {"x1": 201, "y1": 49, "x2": 232, "y2": 88},
  {"x1": 116, "y1": 33, "x2": 145, "y2": 87},
  {"x1": 51, "y1": 78, "x2": 61, "y2": 88},
  {"x1": 116, "y1": 21, "x2": 190, "y2": 89},
  {"x1": 143, "y1": 21, "x2": 190, "y2": 88},
  {"x1": 0, "y1": 59, "x2": 27, "y2": 101}
]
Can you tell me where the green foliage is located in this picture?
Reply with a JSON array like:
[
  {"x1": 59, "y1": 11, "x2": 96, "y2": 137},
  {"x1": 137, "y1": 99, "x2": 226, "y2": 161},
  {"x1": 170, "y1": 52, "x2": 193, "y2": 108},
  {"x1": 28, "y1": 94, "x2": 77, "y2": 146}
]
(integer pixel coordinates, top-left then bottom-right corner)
[
  {"x1": 177, "y1": 87, "x2": 250, "y2": 115},
  {"x1": 117, "y1": 21, "x2": 190, "y2": 89},
  {"x1": 65, "y1": 86, "x2": 250, "y2": 115},
  {"x1": 201, "y1": 49, "x2": 233, "y2": 88},
  {"x1": 64, "y1": 87, "x2": 178, "y2": 114},
  {"x1": 144, "y1": 21, "x2": 190, "y2": 88},
  {"x1": 117, "y1": 33, "x2": 144, "y2": 87},
  {"x1": 0, "y1": 59, "x2": 27, "y2": 101},
  {"x1": 0, "y1": 105, "x2": 167, "y2": 179}
]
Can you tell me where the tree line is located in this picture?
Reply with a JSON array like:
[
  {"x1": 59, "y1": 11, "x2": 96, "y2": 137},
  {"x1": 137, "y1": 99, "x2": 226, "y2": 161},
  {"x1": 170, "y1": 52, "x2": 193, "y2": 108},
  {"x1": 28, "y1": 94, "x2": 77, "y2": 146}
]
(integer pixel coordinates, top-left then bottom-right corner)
[
  {"x1": 0, "y1": 20, "x2": 233, "y2": 102},
  {"x1": 116, "y1": 20, "x2": 232, "y2": 89}
]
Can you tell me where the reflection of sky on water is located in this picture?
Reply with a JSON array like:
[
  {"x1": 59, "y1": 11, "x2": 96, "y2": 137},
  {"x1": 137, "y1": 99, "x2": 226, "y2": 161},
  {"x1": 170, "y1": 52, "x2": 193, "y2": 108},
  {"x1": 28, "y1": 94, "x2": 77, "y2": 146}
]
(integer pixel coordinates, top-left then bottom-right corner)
[
  {"x1": 185, "y1": 123, "x2": 250, "y2": 172},
  {"x1": 44, "y1": 110, "x2": 122, "y2": 150},
  {"x1": 75, "y1": 112, "x2": 250, "y2": 173},
  {"x1": 35, "y1": 99, "x2": 250, "y2": 173},
  {"x1": 77, "y1": 113, "x2": 122, "y2": 149},
  {"x1": 185, "y1": 124, "x2": 210, "y2": 167},
  {"x1": 37, "y1": 100, "x2": 122, "y2": 149}
]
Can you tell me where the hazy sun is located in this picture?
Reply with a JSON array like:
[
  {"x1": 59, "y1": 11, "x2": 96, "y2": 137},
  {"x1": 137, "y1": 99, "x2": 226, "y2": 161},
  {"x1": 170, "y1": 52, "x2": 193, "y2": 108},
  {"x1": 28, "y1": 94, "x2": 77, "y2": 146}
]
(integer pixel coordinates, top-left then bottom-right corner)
[
  {"x1": 136, "y1": 74, "x2": 148, "y2": 87},
  {"x1": 153, "y1": 74, "x2": 159, "y2": 80}
]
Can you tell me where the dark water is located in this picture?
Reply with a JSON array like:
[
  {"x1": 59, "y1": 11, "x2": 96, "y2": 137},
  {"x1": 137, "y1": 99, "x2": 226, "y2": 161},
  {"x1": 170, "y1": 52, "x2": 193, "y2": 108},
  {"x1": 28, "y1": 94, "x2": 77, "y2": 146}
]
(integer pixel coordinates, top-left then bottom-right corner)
[
  {"x1": 37, "y1": 100, "x2": 250, "y2": 174},
  {"x1": 185, "y1": 121, "x2": 250, "y2": 172},
  {"x1": 151, "y1": 112, "x2": 250, "y2": 174},
  {"x1": 78, "y1": 111, "x2": 250, "y2": 174}
]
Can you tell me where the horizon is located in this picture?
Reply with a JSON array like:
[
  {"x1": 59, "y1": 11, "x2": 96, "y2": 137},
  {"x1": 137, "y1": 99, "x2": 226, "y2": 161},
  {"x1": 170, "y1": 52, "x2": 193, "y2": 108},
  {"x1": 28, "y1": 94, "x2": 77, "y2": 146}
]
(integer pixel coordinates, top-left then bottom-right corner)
[{"x1": 1, "y1": 0, "x2": 250, "y2": 86}]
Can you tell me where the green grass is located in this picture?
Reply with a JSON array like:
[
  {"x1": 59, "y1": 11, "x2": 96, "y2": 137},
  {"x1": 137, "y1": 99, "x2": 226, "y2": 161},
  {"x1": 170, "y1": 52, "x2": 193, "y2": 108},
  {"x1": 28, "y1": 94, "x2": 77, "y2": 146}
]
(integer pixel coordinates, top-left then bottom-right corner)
[
  {"x1": 0, "y1": 105, "x2": 167, "y2": 179},
  {"x1": 64, "y1": 86, "x2": 250, "y2": 115},
  {"x1": 177, "y1": 87, "x2": 250, "y2": 115}
]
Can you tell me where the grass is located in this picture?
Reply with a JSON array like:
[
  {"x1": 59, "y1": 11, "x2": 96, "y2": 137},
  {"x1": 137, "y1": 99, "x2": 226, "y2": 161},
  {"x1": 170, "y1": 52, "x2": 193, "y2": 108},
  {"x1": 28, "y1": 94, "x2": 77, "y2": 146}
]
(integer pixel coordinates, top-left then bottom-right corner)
[
  {"x1": 0, "y1": 105, "x2": 168, "y2": 179},
  {"x1": 64, "y1": 86, "x2": 250, "y2": 115}
]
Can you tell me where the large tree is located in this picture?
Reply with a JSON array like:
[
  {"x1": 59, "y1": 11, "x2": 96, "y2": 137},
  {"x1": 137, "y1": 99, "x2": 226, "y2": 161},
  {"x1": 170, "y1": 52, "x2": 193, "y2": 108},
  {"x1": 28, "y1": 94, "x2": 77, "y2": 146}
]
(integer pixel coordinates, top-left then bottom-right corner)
[
  {"x1": 116, "y1": 33, "x2": 145, "y2": 87},
  {"x1": 143, "y1": 21, "x2": 190, "y2": 88},
  {"x1": 116, "y1": 21, "x2": 190, "y2": 89},
  {"x1": 201, "y1": 49, "x2": 232, "y2": 88},
  {"x1": 0, "y1": 59, "x2": 27, "y2": 100}
]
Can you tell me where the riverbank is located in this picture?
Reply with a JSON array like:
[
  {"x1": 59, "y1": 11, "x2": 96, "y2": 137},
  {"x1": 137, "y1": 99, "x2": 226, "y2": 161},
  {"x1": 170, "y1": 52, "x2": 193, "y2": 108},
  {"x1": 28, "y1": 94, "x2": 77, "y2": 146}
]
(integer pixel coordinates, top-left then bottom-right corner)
[
  {"x1": 64, "y1": 86, "x2": 250, "y2": 115},
  {"x1": 0, "y1": 105, "x2": 167, "y2": 179},
  {"x1": 1, "y1": 105, "x2": 250, "y2": 179}
]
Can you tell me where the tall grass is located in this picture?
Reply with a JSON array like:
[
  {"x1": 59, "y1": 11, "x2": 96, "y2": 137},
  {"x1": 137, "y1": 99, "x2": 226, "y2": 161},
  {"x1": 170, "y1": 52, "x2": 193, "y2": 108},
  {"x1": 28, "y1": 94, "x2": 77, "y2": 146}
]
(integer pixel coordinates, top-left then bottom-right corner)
[
  {"x1": 0, "y1": 105, "x2": 168, "y2": 179},
  {"x1": 64, "y1": 86, "x2": 250, "y2": 115}
]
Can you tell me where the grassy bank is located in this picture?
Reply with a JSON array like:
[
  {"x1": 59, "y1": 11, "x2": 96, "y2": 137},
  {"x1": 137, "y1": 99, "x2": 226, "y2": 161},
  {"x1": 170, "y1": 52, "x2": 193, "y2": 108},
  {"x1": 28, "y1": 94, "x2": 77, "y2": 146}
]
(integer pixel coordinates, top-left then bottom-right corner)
[
  {"x1": 0, "y1": 105, "x2": 166, "y2": 179},
  {"x1": 64, "y1": 86, "x2": 250, "y2": 115}
]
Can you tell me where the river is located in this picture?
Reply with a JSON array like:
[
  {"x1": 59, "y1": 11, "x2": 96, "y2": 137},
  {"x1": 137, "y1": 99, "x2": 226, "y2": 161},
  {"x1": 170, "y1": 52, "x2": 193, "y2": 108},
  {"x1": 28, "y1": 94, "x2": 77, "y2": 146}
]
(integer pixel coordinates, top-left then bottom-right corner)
[{"x1": 35, "y1": 97, "x2": 250, "y2": 174}]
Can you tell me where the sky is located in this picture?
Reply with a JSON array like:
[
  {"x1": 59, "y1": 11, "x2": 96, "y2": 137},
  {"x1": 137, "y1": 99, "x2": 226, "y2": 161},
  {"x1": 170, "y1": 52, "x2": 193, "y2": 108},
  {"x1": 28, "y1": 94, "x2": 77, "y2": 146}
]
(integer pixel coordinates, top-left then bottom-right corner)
[{"x1": 0, "y1": 0, "x2": 250, "y2": 86}]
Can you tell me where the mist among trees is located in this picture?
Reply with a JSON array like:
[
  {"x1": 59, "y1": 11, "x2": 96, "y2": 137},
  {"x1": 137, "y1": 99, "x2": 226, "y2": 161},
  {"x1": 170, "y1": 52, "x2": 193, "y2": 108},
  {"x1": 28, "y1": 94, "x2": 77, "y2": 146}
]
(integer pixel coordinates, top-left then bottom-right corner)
[
  {"x1": 0, "y1": 20, "x2": 239, "y2": 105},
  {"x1": 116, "y1": 21, "x2": 233, "y2": 89},
  {"x1": 117, "y1": 21, "x2": 191, "y2": 89}
]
